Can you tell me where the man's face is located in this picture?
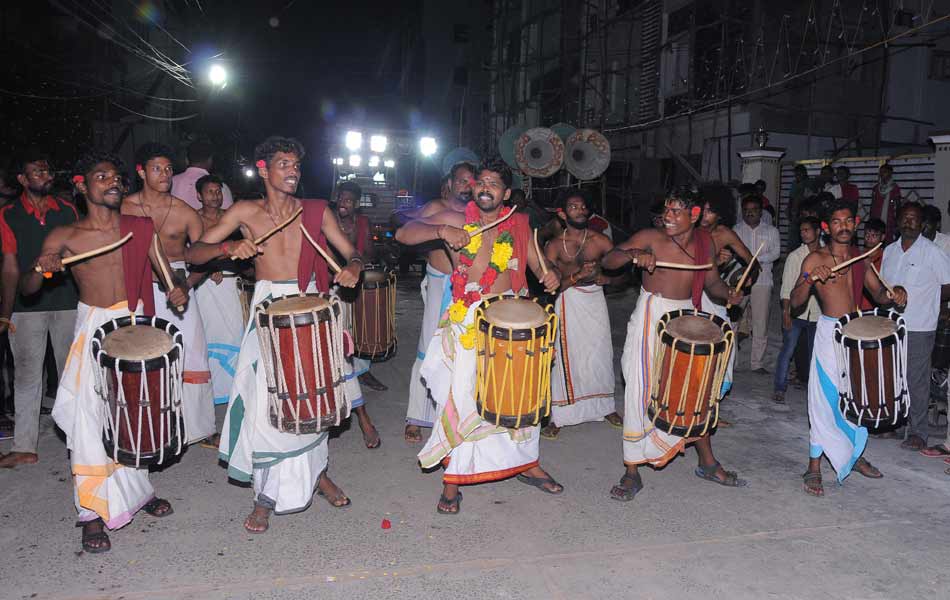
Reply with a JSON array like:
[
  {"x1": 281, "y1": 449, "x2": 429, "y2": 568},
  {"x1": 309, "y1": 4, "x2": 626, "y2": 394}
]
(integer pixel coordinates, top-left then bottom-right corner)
[
  {"x1": 18, "y1": 160, "x2": 53, "y2": 196},
  {"x1": 828, "y1": 208, "x2": 856, "y2": 244},
  {"x1": 700, "y1": 202, "x2": 718, "y2": 227},
  {"x1": 199, "y1": 182, "x2": 223, "y2": 209},
  {"x1": 820, "y1": 167, "x2": 834, "y2": 182},
  {"x1": 800, "y1": 223, "x2": 818, "y2": 245},
  {"x1": 139, "y1": 157, "x2": 173, "y2": 193},
  {"x1": 794, "y1": 168, "x2": 807, "y2": 183},
  {"x1": 81, "y1": 162, "x2": 124, "y2": 209},
  {"x1": 450, "y1": 168, "x2": 474, "y2": 203},
  {"x1": 756, "y1": 182, "x2": 766, "y2": 195},
  {"x1": 474, "y1": 169, "x2": 510, "y2": 212},
  {"x1": 260, "y1": 151, "x2": 301, "y2": 194},
  {"x1": 562, "y1": 196, "x2": 589, "y2": 229},
  {"x1": 922, "y1": 219, "x2": 938, "y2": 240},
  {"x1": 880, "y1": 166, "x2": 893, "y2": 183},
  {"x1": 836, "y1": 167, "x2": 849, "y2": 183},
  {"x1": 337, "y1": 191, "x2": 358, "y2": 218},
  {"x1": 865, "y1": 228, "x2": 884, "y2": 249},
  {"x1": 662, "y1": 199, "x2": 696, "y2": 236},
  {"x1": 742, "y1": 201, "x2": 762, "y2": 227},
  {"x1": 898, "y1": 207, "x2": 923, "y2": 240}
]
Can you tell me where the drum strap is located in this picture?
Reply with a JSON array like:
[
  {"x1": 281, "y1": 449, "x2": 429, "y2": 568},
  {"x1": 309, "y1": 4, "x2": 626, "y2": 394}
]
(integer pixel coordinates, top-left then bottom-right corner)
[
  {"x1": 297, "y1": 199, "x2": 332, "y2": 294},
  {"x1": 690, "y1": 228, "x2": 712, "y2": 311},
  {"x1": 120, "y1": 215, "x2": 156, "y2": 315}
]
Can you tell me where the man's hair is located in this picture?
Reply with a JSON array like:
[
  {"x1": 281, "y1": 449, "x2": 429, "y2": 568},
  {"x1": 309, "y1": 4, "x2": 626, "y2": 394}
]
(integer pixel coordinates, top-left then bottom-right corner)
[
  {"x1": 73, "y1": 150, "x2": 124, "y2": 179},
  {"x1": 836, "y1": 165, "x2": 850, "y2": 177},
  {"x1": 337, "y1": 180, "x2": 362, "y2": 200},
  {"x1": 740, "y1": 194, "x2": 763, "y2": 208},
  {"x1": 897, "y1": 200, "x2": 924, "y2": 219},
  {"x1": 798, "y1": 216, "x2": 821, "y2": 231},
  {"x1": 134, "y1": 142, "x2": 174, "y2": 168},
  {"x1": 794, "y1": 164, "x2": 808, "y2": 175},
  {"x1": 822, "y1": 198, "x2": 857, "y2": 221},
  {"x1": 865, "y1": 217, "x2": 886, "y2": 235},
  {"x1": 880, "y1": 163, "x2": 893, "y2": 173},
  {"x1": 923, "y1": 203, "x2": 942, "y2": 227},
  {"x1": 449, "y1": 161, "x2": 476, "y2": 181},
  {"x1": 754, "y1": 179, "x2": 767, "y2": 188},
  {"x1": 476, "y1": 157, "x2": 512, "y2": 189},
  {"x1": 254, "y1": 136, "x2": 306, "y2": 166},
  {"x1": 559, "y1": 188, "x2": 591, "y2": 211},
  {"x1": 195, "y1": 174, "x2": 222, "y2": 196},
  {"x1": 187, "y1": 140, "x2": 215, "y2": 165},
  {"x1": 820, "y1": 164, "x2": 834, "y2": 174},
  {"x1": 649, "y1": 197, "x2": 666, "y2": 217},
  {"x1": 12, "y1": 148, "x2": 50, "y2": 176},
  {"x1": 737, "y1": 182, "x2": 757, "y2": 197},
  {"x1": 699, "y1": 182, "x2": 736, "y2": 227},
  {"x1": 665, "y1": 186, "x2": 702, "y2": 215}
]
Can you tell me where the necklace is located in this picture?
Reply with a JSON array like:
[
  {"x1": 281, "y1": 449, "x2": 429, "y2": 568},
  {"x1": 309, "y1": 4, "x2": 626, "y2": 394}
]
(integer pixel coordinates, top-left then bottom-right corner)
[
  {"x1": 139, "y1": 196, "x2": 173, "y2": 235},
  {"x1": 562, "y1": 228, "x2": 588, "y2": 260},
  {"x1": 670, "y1": 235, "x2": 695, "y2": 261}
]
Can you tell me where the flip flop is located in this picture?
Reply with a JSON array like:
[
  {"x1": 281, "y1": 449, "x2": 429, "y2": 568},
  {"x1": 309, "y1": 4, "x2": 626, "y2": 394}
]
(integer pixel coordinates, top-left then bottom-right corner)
[
  {"x1": 79, "y1": 519, "x2": 111, "y2": 554},
  {"x1": 920, "y1": 444, "x2": 950, "y2": 458},
  {"x1": 404, "y1": 426, "x2": 423, "y2": 444},
  {"x1": 142, "y1": 497, "x2": 174, "y2": 518},
  {"x1": 516, "y1": 473, "x2": 564, "y2": 494},
  {"x1": 604, "y1": 415, "x2": 623, "y2": 429},
  {"x1": 436, "y1": 491, "x2": 462, "y2": 515},
  {"x1": 854, "y1": 458, "x2": 883, "y2": 479},
  {"x1": 609, "y1": 473, "x2": 643, "y2": 502},
  {"x1": 802, "y1": 471, "x2": 824, "y2": 497},
  {"x1": 695, "y1": 461, "x2": 747, "y2": 487},
  {"x1": 198, "y1": 433, "x2": 221, "y2": 450},
  {"x1": 316, "y1": 488, "x2": 352, "y2": 508},
  {"x1": 540, "y1": 425, "x2": 560, "y2": 440}
]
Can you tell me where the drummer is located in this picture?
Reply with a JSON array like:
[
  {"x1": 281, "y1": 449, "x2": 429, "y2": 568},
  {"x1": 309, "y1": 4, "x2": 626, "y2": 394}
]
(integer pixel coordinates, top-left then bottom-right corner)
[
  {"x1": 791, "y1": 199, "x2": 907, "y2": 496},
  {"x1": 332, "y1": 181, "x2": 382, "y2": 449},
  {"x1": 600, "y1": 187, "x2": 745, "y2": 502},
  {"x1": 23, "y1": 151, "x2": 187, "y2": 553},
  {"x1": 187, "y1": 136, "x2": 363, "y2": 533},
  {"x1": 395, "y1": 158, "x2": 562, "y2": 514}
]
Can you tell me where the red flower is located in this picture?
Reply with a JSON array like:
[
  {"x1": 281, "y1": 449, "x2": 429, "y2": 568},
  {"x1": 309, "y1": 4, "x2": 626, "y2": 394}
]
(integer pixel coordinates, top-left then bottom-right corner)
[
  {"x1": 71, "y1": 175, "x2": 84, "y2": 184},
  {"x1": 464, "y1": 201, "x2": 480, "y2": 223},
  {"x1": 135, "y1": 163, "x2": 143, "y2": 172},
  {"x1": 450, "y1": 271, "x2": 466, "y2": 289},
  {"x1": 255, "y1": 159, "x2": 266, "y2": 169},
  {"x1": 458, "y1": 253, "x2": 474, "y2": 267},
  {"x1": 465, "y1": 290, "x2": 481, "y2": 305},
  {"x1": 480, "y1": 267, "x2": 498, "y2": 288}
]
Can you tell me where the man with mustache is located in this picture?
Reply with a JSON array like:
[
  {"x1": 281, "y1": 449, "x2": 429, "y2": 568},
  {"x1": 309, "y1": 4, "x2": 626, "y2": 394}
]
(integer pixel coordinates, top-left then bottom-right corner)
[
  {"x1": 187, "y1": 136, "x2": 363, "y2": 533},
  {"x1": 541, "y1": 189, "x2": 621, "y2": 439},
  {"x1": 122, "y1": 143, "x2": 216, "y2": 449},
  {"x1": 332, "y1": 180, "x2": 382, "y2": 449},
  {"x1": 792, "y1": 200, "x2": 907, "y2": 496},
  {"x1": 24, "y1": 151, "x2": 187, "y2": 553},
  {"x1": 0, "y1": 152, "x2": 79, "y2": 468},
  {"x1": 396, "y1": 158, "x2": 562, "y2": 514},
  {"x1": 601, "y1": 188, "x2": 745, "y2": 502},
  {"x1": 395, "y1": 161, "x2": 474, "y2": 444}
]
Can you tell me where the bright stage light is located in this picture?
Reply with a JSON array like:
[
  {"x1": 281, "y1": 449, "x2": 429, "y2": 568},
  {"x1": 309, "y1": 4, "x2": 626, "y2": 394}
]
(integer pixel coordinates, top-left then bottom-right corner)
[
  {"x1": 419, "y1": 136, "x2": 437, "y2": 157},
  {"x1": 243, "y1": 167, "x2": 255, "y2": 178},
  {"x1": 349, "y1": 154, "x2": 361, "y2": 167},
  {"x1": 383, "y1": 159, "x2": 396, "y2": 168},
  {"x1": 370, "y1": 135, "x2": 388, "y2": 153},
  {"x1": 209, "y1": 64, "x2": 228, "y2": 86},
  {"x1": 373, "y1": 172, "x2": 386, "y2": 183},
  {"x1": 332, "y1": 157, "x2": 344, "y2": 166},
  {"x1": 368, "y1": 155, "x2": 380, "y2": 167},
  {"x1": 345, "y1": 131, "x2": 362, "y2": 151}
]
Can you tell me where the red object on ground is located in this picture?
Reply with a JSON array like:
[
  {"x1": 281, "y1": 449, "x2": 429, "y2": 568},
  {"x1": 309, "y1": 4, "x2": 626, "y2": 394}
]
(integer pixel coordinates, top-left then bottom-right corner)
[{"x1": 381, "y1": 519, "x2": 391, "y2": 529}]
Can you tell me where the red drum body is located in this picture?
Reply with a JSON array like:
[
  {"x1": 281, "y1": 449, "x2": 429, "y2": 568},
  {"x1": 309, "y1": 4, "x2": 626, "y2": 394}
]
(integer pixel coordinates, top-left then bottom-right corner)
[{"x1": 352, "y1": 269, "x2": 397, "y2": 361}]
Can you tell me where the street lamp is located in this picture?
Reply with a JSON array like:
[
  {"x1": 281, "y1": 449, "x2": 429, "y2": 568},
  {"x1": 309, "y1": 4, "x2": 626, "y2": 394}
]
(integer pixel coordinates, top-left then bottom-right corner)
[
  {"x1": 370, "y1": 135, "x2": 388, "y2": 153},
  {"x1": 345, "y1": 131, "x2": 362, "y2": 151},
  {"x1": 419, "y1": 136, "x2": 437, "y2": 157},
  {"x1": 383, "y1": 159, "x2": 395, "y2": 168},
  {"x1": 209, "y1": 64, "x2": 228, "y2": 87},
  {"x1": 368, "y1": 155, "x2": 380, "y2": 168},
  {"x1": 349, "y1": 154, "x2": 361, "y2": 168}
]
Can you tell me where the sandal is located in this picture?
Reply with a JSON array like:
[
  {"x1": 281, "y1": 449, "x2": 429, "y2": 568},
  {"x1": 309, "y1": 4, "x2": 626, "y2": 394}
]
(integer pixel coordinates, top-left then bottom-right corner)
[
  {"x1": 920, "y1": 444, "x2": 950, "y2": 458},
  {"x1": 900, "y1": 435, "x2": 926, "y2": 451},
  {"x1": 802, "y1": 471, "x2": 824, "y2": 497},
  {"x1": 609, "y1": 473, "x2": 643, "y2": 502},
  {"x1": 316, "y1": 471, "x2": 351, "y2": 508},
  {"x1": 142, "y1": 497, "x2": 174, "y2": 518},
  {"x1": 694, "y1": 461, "x2": 747, "y2": 487},
  {"x1": 243, "y1": 505, "x2": 270, "y2": 534},
  {"x1": 540, "y1": 424, "x2": 560, "y2": 440},
  {"x1": 79, "y1": 518, "x2": 111, "y2": 554},
  {"x1": 604, "y1": 413, "x2": 623, "y2": 429},
  {"x1": 436, "y1": 491, "x2": 462, "y2": 515},
  {"x1": 516, "y1": 473, "x2": 564, "y2": 494},
  {"x1": 404, "y1": 425, "x2": 423, "y2": 444},
  {"x1": 853, "y1": 457, "x2": 883, "y2": 479}
]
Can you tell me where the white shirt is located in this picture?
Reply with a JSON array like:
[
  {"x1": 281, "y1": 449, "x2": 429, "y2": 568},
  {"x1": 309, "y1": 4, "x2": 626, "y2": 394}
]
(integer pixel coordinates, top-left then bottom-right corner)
[
  {"x1": 733, "y1": 220, "x2": 782, "y2": 287},
  {"x1": 780, "y1": 243, "x2": 821, "y2": 321},
  {"x1": 933, "y1": 231, "x2": 950, "y2": 256},
  {"x1": 881, "y1": 235, "x2": 950, "y2": 331},
  {"x1": 171, "y1": 166, "x2": 234, "y2": 212}
]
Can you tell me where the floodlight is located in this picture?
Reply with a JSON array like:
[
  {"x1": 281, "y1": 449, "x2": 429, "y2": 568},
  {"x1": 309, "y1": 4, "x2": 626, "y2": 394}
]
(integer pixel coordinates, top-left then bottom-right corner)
[
  {"x1": 209, "y1": 64, "x2": 227, "y2": 86},
  {"x1": 349, "y1": 154, "x2": 361, "y2": 167},
  {"x1": 370, "y1": 135, "x2": 388, "y2": 153},
  {"x1": 383, "y1": 159, "x2": 396, "y2": 168},
  {"x1": 419, "y1": 136, "x2": 437, "y2": 157},
  {"x1": 368, "y1": 155, "x2": 380, "y2": 167},
  {"x1": 345, "y1": 131, "x2": 362, "y2": 151}
]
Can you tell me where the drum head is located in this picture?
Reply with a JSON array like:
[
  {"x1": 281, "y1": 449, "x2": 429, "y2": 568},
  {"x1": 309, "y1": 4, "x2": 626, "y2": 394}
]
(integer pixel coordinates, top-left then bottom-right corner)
[
  {"x1": 483, "y1": 297, "x2": 547, "y2": 329},
  {"x1": 665, "y1": 315, "x2": 724, "y2": 344},
  {"x1": 362, "y1": 270, "x2": 390, "y2": 286},
  {"x1": 842, "y1": 315, "x2": 897, "y2": 340},
  {"x1": 102, "y1": 325, "x2": 174, "y2": 361},
  {"x1": 265, "y1": 295, "x2": 330, "y2": 316}
]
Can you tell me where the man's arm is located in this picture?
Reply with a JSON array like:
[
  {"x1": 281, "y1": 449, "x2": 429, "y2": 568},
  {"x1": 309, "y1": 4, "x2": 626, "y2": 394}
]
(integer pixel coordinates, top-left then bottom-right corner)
[
  {"x1": 183, "y1": 207, "x2": 206, "y2": 290},
  {"x1": 359, "y1": 216, "x2": 376, "y2": 262},
  {"x1": 147, "y1": 232, "x2": 189, "y2": 307},
  {"x1": 601, "y1": 229, "x2": 654, "y2": 271},
  {"x1": 0, "y1": 254, "x2": 19, "y2": 334},
  {"x1": 790, "y1": 253, "x2": 824, "y2": 311},
  {"x1": 864, "y1": 264, "x2": 905, "y2": 307},
  {"x1": 394, "y1": 208, "x2": 469, "y2": 249},
  {"x1": 758, "y1": 226, "x2": 782, "y2": 265},
  {"x1": 187, "y1": 203, "x2": 256, "y2": 265},
  {"x1": 526, "y1": 230, "x2": 559, "y2": 292},
  {"x1": 321, "y1": 207, "x2": 361, "y2": 287}
]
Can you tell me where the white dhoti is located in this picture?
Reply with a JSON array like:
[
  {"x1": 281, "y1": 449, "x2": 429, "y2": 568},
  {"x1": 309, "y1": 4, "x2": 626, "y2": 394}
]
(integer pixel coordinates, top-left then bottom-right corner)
[
  {"x1": 52, "y1": 301, "x2": 155, "y2": 529},
  {"x1": 406, "y1": 265, "x2": 447, "y2": 427},
  {"x1": 218, "y1": 279, "x2": 361, "y2": 513},
  {"x1": 153, "y1": 261, "x2": 214, "y2": 443},
  {"x1": 808, "y1": 315, "x2": 868, "y2": 482},
  {"x1": 195, "y1": 273, "x2": 244, "y2": 405},
  {"x1": 621, "y1": 289, "x2": 696, "y2": 467},
  {"x1": 418, "y1": 293, "x2": 540, "y2": 484},
  {"x1": 702, "y1": 291, "x2": 735, "y2": 395},
  {"x1": 550, "y1": 285, "x2": 615, "y2": 427}
]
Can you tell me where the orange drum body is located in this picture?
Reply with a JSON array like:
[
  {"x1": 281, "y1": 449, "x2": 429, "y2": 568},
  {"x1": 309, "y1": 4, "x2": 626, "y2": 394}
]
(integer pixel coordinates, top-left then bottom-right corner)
[
  {"x1": 648, "y1": 309, "x2": 733, "y2": 437},
  {"x1": 834, "y1": 309, "x2": 909, "y2": 432},
  {"x1": 256, "y1": 294, "x2": 350, "y2": 434},
  {"x1": 352, "y1": 269, "x2": 397, "y2": 361},
  {"x1": 474, "y1": 296, "x2": 558, "y2": 428},
  {"x1": 92, "y1": 316, "x2": 184, "y2": 467}
]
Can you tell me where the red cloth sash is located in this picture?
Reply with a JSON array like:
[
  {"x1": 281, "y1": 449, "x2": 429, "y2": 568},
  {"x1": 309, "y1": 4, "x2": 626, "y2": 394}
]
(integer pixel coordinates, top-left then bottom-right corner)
[
  {"x1": 508, "y1": 212, "x2": 530, "y2": 294},
  {"x1": 691, "y1": 228, "x2": 712, "y2": 311},
  {"x1": 355, "y1": 214, "x2": 370, "y2": 255},
  {"x1": 297, "y1": 199, "x2": 332, "y2": 294},
  {"x1": 119, "y1": 215, "x2": 156, "y2": 316}
]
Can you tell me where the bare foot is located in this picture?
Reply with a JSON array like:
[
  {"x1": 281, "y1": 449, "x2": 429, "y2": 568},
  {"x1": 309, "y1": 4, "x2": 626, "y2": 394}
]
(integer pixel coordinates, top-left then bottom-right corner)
[
  {"x1": 0, "y1": 452, "x2": 38, "y2": 468},
  {"x1": 244, "y1": 505, "x2": 270, "y2": 533},
  {"x1": 316, "y1": 472, "x2": 350, "y2": 507},
  {"x1": 853, "y1": 457, "x2": 883, "y2": 479},
  {"x1": 802, "y1": 471, "x2": 823, "y2": 497},
  {"x1": 404, "y1": 424, "x2": 423, "y2": 443},
  {"x1": 355, "y1": 407, "x2": 381, "y2": 449}
]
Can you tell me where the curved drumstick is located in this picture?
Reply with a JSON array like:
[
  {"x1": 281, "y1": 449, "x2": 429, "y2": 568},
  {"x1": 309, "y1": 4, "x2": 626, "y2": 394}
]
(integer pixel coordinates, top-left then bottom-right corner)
[
  {"x1": 632, "y1": 257, "x2": 713, "y2": 270},
  {"x1": 532, "y1": 229, "x2": 548, "y2": 276},
  {"x1": 299, "y1": 224, "x2": 342, "y2": 273},
  {"x1": 469, "y1": 208, "x2": 516, "y2": 238},
  {"x1": 255, "y1": 206, "x2": 303, "y2": 245},
  {"x1": 154, "y1": 235, "x2": 184, "y2": 314},
  {"x1": 831, "y1": 242, "x2": 882, "y2": 273},
  {"x1": 725, "y1": 242, "x2": 764, "y2": 309},
  {"x1": 870, "y1": 263, "x2": 894, "y2": 296},
  {"x1": 35, "y1": 232, "x2": 133, "y2": 276}
]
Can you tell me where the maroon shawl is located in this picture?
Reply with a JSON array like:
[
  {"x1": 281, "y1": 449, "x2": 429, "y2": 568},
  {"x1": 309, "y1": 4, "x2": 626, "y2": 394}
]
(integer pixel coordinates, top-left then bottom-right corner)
[
  {"x1": 508, "y1": 211, "x2": 530, "y2": 294},
  {"x1": 691, "y1": 227, "x2": 712, "y2": 311},
  {"x1": 119, "y1": 215, "x2": 156, "y2": 316},
  {"x1": 297, "y1": 199, "x2": 332, "y2": 294},
  {"x1": 355, "y1": 214, "x2": 371, "y2": 255}
]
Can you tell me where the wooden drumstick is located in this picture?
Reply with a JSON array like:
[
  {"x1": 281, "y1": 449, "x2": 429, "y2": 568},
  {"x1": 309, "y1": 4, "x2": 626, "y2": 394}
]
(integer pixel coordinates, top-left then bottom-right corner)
[
  {"x1": 229, "y1": 206, "x2": 303, "y2": 260},
  {"x1": 830, "y1": 242, "x2": 882, "y2": 273},
  {"x1": 870, "y1": 263, "x2": 894, "y2": 295},
  {"x1": 299, "y1": 224, "x2": 342, "y2": 273},
  {"x1": 469, "y1": 208, "x2": 516, "y2": 238},
  {"x1": 35, "y1": 232, "x2": 133, "y2": 277},
  {"x1": 725, "y1": 242, "x2": 764, "y2": 310},
  {"x1": 532, "y1": 229, "x2": 548, "y2": 276},
  {"x1": 153, "y1": 235, "x2": 184, "y2": 314},
  {"x1": 632, "y1": 256, "x2": 713, "y2": 270}
]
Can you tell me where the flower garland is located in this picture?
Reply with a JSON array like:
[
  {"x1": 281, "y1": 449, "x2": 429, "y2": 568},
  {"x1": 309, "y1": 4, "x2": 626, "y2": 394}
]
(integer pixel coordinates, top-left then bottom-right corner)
[{"x1": 446, "y1": 202, "x2": 515, "y2": 349}]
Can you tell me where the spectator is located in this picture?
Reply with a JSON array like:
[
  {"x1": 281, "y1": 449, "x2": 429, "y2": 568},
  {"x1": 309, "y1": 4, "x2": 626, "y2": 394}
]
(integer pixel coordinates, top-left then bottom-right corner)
[
  {"x1": 836, "y1": 166, "x2": 860, "y2": 208},
  {"x1": 922, "y1": 204, "x2": 950, "y2": 254},
  {"x1": 171, "y1": 140, "x2": 234, "y2": 211},
  {"x1": 0, "y1": 152, "x2": 79, "y2": 468},
  {"x1": 734, "y1": 195, "x2": 781, "y2": 374},
  {"x1": 880, "y1": 202, "x2": 950, "y2": 452},
  {"x1": 773, "y1": 216, "x2": 822, "y2": 405},
  {"x1": 869, "y1": 163, "x2": 901, "y2": 241},
  {"x1": 738, "y1": 182, "x2": 773, "y2": 226},
  {"x1": 860, "y1": 218, "x2": 887, "y2": 310},
  {"x1": 787, "y1": 165, "x2": 816, "y2": 247}
]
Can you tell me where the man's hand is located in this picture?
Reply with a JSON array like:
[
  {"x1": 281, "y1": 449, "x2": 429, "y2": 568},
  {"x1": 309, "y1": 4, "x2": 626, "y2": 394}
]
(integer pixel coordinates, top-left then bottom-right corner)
[
  {"x1": 889, "y1": 285, "x2": 908, "y2": 308},
  {"x1": 34, "y1": 253, "x2": 64, "y2": 275},
  {"x1": 727, "y1": 288, "x2": 743, "y2": 306},
  {"x1": 717, "y1": 246, "x2": 734, "y2": 266},
  {"x1": 807, "y1": 264, "x2": 835, "y2": 284},
  {"x1": 541, "y1": 268, "x2": 560, "y2": 293},
  {"x1": 210, "y1": 271, "x2": 224, "y2": 285},
  {"x1": 225, "y1": 239, "x2": 259, "y2": 260},
  {"x1": 782, "y1": 310, "x2": 792, "y2": 331},
  {"x1": 437, "y1": 225, "x2": 470, "y2": 251},
  {"x1": 335, "y1": 262, "x2": 360, "y2": 288},
  {"x1": 167, "y1": 285, "x2": 189, "y2": 308},
  {"x1": 575, "y1": 261, "x2": 597, "y2": 282},
  {"x1": 629, "y1": 249, "x2": 656, "y2": 273}
]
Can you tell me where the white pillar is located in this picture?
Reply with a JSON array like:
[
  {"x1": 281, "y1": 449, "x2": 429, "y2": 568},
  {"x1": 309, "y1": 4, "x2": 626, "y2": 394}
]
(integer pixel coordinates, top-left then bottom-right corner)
[
  {"x1": 929, "y1": 133, "x2": 950, "y2": 207},
  {"x1": 737, "y1": 148, "x2": 786, "y2": 206}
]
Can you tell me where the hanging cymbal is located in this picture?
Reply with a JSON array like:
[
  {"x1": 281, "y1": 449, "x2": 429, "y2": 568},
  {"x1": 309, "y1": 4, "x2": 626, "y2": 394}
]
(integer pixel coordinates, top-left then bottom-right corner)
[
  {"x1": 564, "y1": 129, "x2": 611, "y2": 180},
  {"x1": 515, "y1": 127, "x2": 565, "y2": 178},
  {"x1": 499, "y1": 125, "x2": 527, "y2": 170}
]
